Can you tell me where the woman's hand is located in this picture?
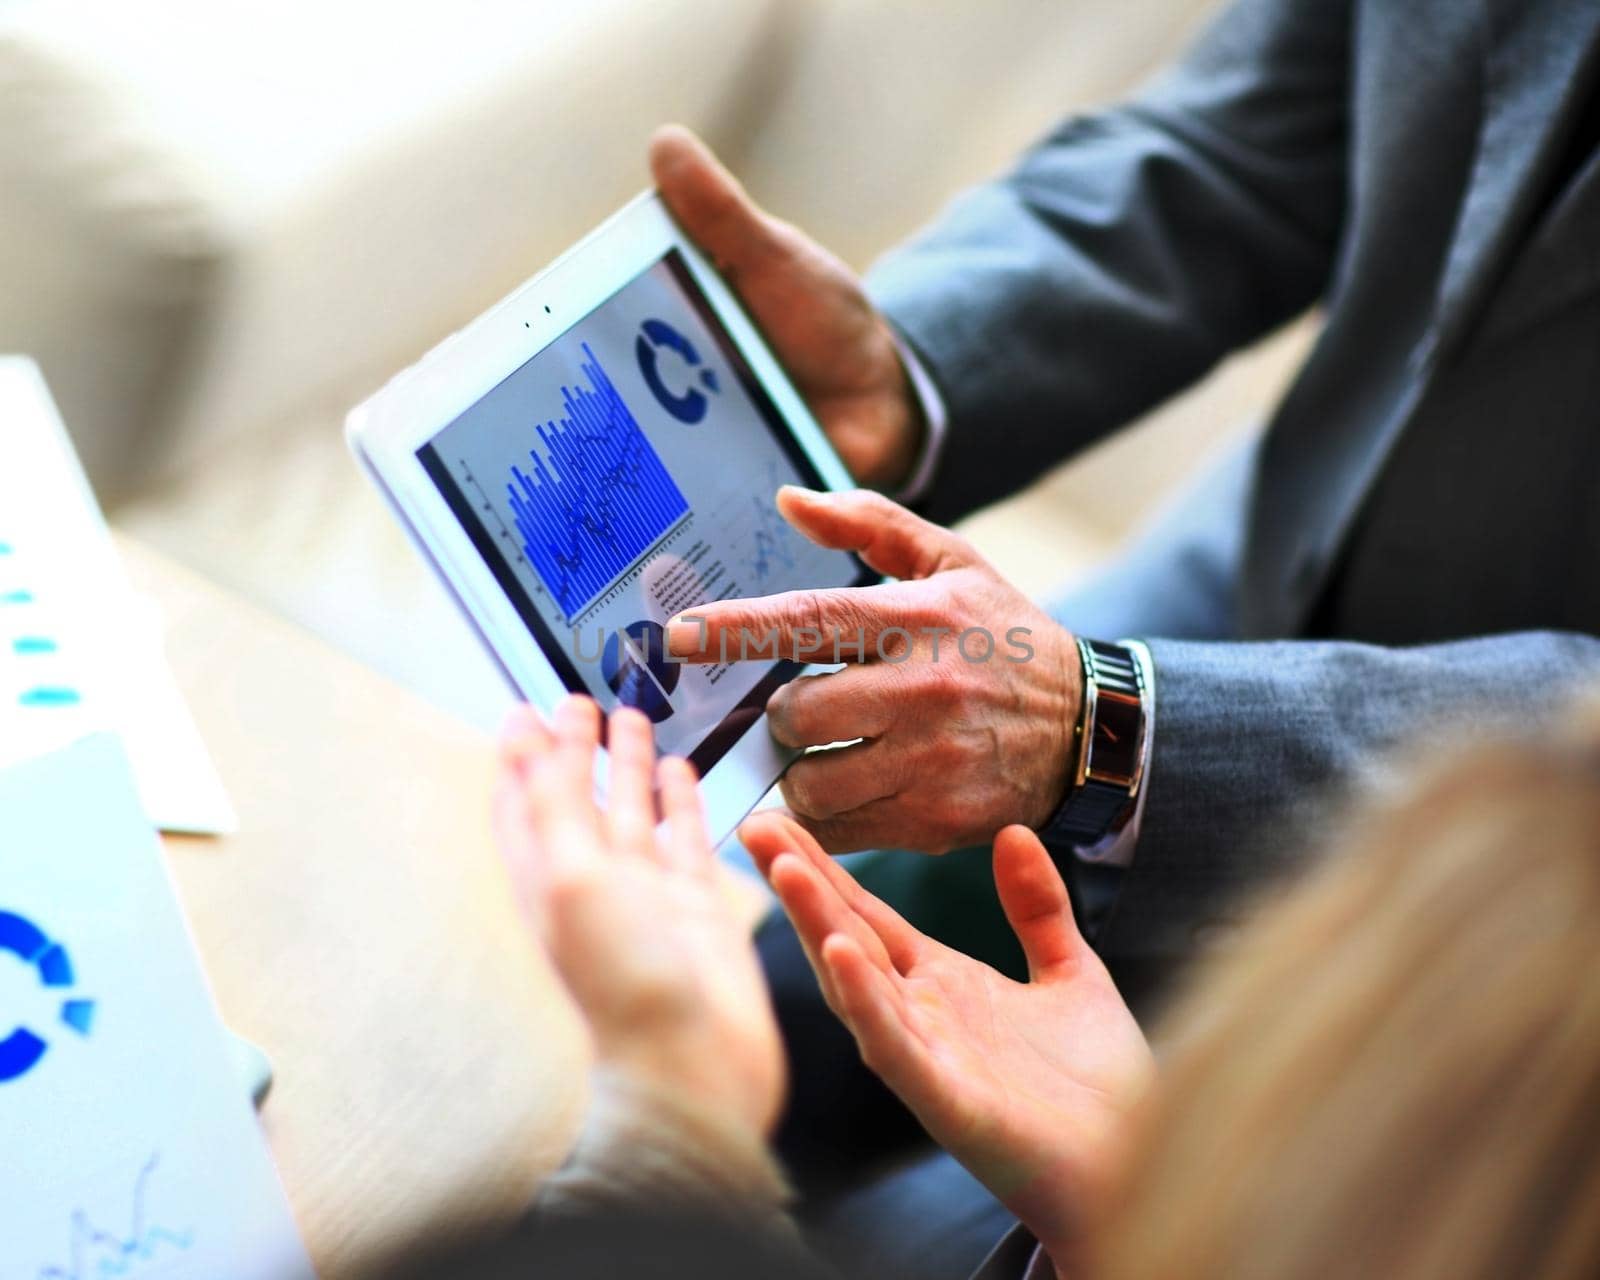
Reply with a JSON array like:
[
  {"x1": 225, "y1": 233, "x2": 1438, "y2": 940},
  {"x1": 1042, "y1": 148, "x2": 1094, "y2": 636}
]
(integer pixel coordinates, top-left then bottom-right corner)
[
  {"x1": 741, "y1": 812, "x2": 1154, "y2": 1262},
  {"x1": 496, "y1": 696, "x2": 785, "y2": 1137}
]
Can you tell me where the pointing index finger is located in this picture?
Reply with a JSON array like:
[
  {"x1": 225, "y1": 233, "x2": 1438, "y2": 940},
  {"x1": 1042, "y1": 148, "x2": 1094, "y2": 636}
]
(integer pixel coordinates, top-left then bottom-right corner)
[{"x1": 664, "y1": 581, "x2": 927, "y2": 665}]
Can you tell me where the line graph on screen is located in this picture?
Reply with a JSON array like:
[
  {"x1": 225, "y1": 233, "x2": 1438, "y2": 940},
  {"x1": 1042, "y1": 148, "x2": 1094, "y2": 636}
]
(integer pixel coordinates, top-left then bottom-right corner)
[
  {"x1": 506, "y1": 343, "x2": 689, "y2": 618},
  {"x1": 746, "y1": 461, "x2": 801, "y2": 585}
]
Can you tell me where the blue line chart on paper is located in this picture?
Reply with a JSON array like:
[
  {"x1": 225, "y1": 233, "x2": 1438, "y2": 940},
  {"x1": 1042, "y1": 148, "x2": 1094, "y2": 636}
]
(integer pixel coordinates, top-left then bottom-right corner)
[
  {"x1": 506, "y1": 343, "x2": 690, "y2": 619},
  {"x1": 36, "y1": 1152, "x2": 195, "y2": 1280}
]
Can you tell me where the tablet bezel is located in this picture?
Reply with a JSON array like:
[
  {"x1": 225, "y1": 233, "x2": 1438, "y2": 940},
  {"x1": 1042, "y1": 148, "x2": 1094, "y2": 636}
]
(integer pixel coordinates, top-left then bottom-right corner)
[{"x1": 347, "y1": 191, "x2": 870, "y2": 842}]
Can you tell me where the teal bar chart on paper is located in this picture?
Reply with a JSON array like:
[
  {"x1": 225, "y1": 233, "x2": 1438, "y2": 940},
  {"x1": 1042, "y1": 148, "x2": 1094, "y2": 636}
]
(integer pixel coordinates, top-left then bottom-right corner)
[{"x1": 0, "y1": 357, "x2": 234, "y2": 834}]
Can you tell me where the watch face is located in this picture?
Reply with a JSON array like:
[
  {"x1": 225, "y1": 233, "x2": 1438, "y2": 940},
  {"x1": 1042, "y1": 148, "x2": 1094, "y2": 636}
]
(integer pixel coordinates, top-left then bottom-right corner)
[{"x1": 1086, "y1": 689, "x2": 1142, "y2": 787}]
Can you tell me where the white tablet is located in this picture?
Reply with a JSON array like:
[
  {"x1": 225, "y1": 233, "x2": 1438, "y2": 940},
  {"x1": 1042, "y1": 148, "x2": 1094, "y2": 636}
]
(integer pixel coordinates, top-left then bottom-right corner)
[{"x1": 347, "y1": 192, "x2": 873, "y2": 841}]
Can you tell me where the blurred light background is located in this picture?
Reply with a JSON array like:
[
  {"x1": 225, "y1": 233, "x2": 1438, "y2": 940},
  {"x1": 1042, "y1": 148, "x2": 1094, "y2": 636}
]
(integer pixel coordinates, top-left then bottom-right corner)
[{"x1": 1, "y1": 0, "x2": 1312, "y2": 729}]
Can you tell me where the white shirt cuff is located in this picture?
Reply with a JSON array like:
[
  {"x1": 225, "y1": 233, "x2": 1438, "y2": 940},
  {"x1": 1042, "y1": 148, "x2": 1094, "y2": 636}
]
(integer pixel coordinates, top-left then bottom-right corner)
[
  {"x1": 1072, "y1": 639, "x2": 1154, "y2": 870},
  {"x1": 886, "y1": 327, "x2": 949, "y2": 504}
]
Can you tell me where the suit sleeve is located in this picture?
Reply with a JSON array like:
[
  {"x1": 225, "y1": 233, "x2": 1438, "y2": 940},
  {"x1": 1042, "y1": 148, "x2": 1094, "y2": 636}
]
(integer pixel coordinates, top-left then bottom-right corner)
[
  {"x1": 867, "y1": 0, "x2": 1353, "y2": 524},
  {"x1": 1102, "y1": 631, "x2": 1600, "y2": 959}
]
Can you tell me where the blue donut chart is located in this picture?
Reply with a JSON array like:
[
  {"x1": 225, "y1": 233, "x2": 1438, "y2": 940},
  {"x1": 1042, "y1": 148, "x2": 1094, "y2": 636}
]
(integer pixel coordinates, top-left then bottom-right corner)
[
  {"x1": 0, "y1": 909, "x2": 95, "y2": 1084},
  {"x1": 0, "y1": 1024, "x2": 47, "y2": 1085},
  {"x1": 635, "y1": 317, "x2": 719, "y2": 424}
]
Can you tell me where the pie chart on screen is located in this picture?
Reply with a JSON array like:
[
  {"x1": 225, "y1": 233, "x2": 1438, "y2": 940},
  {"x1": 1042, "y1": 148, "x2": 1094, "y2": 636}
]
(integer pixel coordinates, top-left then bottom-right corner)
[{"x1": 602, "y1": 619, "x2": 679, "y2": 723}]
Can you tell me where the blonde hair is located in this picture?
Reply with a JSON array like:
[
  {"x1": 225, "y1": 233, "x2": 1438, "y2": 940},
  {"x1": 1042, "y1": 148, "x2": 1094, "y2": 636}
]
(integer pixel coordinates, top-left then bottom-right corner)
[{"x1": 1095, "y1": 710, "x2": 1600, "y2": 1280}]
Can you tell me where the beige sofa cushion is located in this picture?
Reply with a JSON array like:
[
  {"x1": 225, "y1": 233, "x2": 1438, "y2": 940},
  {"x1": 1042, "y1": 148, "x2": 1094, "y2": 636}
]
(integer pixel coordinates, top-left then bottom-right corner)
[
  {"x1": 0, "y1": 25, "x2": 220, "y2": 499},
  {"x1": 0, "y1": 0, "x2": 784, "y2": 494}
]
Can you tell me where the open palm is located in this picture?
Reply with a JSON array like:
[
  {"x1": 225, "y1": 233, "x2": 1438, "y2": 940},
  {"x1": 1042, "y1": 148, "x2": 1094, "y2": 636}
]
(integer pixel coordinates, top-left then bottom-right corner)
[
  {"x1": 741, "y1": 812, "x2": 1154, "y2": 1260},
  {"x1": 496, "y1": 698, "x2": 785, "y2": 1137}
]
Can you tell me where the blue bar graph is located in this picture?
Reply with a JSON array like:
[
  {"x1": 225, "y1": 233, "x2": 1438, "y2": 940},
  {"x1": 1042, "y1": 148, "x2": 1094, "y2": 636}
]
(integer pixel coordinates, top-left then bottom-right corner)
[{"x1": 507, "y1": 342, "x2": 689, "y2": 618}]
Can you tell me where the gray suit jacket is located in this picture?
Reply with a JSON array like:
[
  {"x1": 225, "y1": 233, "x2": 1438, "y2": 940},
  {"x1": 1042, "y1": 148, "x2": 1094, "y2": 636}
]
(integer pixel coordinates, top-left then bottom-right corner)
[{"x1": 868, "y1": 0, "x2": 1600, "y2": 960}]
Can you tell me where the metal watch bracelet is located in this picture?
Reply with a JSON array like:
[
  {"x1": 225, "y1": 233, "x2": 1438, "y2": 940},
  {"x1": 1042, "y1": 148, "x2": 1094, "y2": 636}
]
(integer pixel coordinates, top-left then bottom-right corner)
[{"x1": 1040, "y1": 637, "x2": 1148, "y2": 848}]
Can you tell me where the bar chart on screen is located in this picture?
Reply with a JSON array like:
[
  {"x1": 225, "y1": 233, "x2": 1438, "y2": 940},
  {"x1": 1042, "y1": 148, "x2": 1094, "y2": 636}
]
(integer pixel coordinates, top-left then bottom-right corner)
[{"x1": 506, "y1": 342, "x2": 689, "y2": 618}]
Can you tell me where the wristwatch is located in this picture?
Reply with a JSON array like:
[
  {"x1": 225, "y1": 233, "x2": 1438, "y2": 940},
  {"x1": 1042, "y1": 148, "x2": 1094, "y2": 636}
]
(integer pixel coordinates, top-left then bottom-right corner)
[{"x1": 1040, "y1": 638, "x2": 1148, "y2": 847}]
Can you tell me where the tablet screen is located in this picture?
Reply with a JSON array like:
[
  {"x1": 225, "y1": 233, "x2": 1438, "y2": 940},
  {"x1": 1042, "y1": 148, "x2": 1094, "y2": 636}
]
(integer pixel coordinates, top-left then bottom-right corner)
[{"x1": 416, "y1": 249, "x2": 869, "y2": 771}]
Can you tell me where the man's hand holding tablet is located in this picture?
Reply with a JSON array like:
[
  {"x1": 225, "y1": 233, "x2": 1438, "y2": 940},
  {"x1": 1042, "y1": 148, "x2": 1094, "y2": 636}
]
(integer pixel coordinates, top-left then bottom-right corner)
[
  {"x1": 648, "y1": 126, "x2": 927, "y2": 493},
  {"x1": 654, "y1": 128, "x2": 1087, "y2": 856},
  {"x1": 352, "y1": 123, "x2": 1083, "y2": 849},
  {"x1": 349, "y1": 134, "x2": 890, "y2": 841}
]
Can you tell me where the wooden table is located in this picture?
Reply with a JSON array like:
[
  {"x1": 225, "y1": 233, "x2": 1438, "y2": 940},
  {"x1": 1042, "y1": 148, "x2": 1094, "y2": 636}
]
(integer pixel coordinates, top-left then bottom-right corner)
[{"x1": 122, "y1": 538, "x2": 591, "y2": 1277}]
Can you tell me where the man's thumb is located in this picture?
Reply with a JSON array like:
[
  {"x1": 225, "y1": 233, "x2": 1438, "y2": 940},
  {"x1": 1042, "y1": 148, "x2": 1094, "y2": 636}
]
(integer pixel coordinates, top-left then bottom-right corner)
[{"x1": 649, "y1": 124, "x2": 781, "y2": 274}]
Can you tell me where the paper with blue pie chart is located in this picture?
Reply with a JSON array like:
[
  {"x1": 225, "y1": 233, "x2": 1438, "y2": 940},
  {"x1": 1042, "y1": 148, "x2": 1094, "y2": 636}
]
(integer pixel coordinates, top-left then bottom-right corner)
[
  {"x1": 424, "y1": 251, "x2": 857, "y2": 759},
  {"x1": 0, "y1": 910, "x2": 95, "y2": 1084},
  {"x1": 0, "y1": 735, "x2": 312, "y2": 1279}
]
